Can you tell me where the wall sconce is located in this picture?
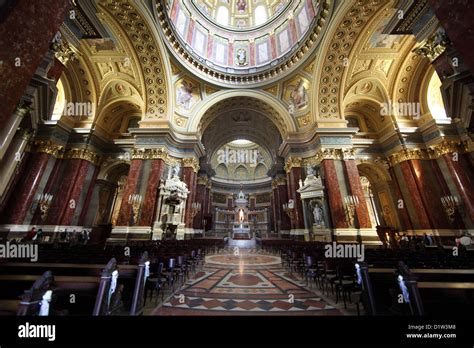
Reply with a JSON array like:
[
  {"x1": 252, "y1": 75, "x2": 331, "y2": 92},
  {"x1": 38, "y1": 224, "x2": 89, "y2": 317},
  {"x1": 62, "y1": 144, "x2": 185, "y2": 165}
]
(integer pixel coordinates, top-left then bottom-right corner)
[
  {"x1": 129, "y1": 194, "x2": 142, "y2": 224},
  {"x1": 441, "y1": 195, "x2": 459, "y2": 223},
  {"x1": 190, "y1": 202, "x2": 201, "y2": 218},
  {"x1": 344, "y1": 195, "x2": 359, "y2": 227},
  {"x1": 35, "y1": 193, "x2": 53, "y2": 221},
  {"x1": 283, "y1": 199, "x2": 296, "y2": 220}
]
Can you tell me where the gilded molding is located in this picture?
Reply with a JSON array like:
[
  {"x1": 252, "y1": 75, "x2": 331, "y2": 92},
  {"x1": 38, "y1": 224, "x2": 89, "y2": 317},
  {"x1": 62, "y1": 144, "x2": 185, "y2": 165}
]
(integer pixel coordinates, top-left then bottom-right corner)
[
  {"x1": 272, "y1": 177, "x2": 287, "y2": 189},
  {"x1": 197, "y1": 176, "x2": 209, "y2": 186},
  {"x1": 303, "y1": 148, "x2": 345, "y2": 166},
  {"x1": 28, "y1": 140, "x2": 65, "y2": 158},
  {"x1": 131, "y1": 147, "x2": 179, "y2": 166},
  {"x1": 63, "y1": 148, "x2": 102, "y2": 166},
  {"x1": 182, "y1": 157, "x2": 200, "y2": 173},
  {"x1": 284, "y1": 156, "x2": 303, "y2": 173},
  {"x1": 388, "y1": 140, "x2": 470, "y2": 166},
  {"x1": 413, "y1": 30, "x2": 448, "y2": 62}
]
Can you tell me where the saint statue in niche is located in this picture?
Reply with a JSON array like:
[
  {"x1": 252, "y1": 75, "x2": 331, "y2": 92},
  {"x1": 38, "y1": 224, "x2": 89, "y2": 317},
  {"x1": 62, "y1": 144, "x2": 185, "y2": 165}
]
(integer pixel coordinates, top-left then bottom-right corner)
[
  {"x1": 239, "y1": 209, "x2": 244, "y2": 222},
  {"x1": 236, "y1": 48, "x2": 247, "y2": 66},
  {"x1": 289, "y1": 79, "x2": 308, "y2": 109},
  {"x1": 313, "y1": 205, "x2": 324, "y2": 226}
]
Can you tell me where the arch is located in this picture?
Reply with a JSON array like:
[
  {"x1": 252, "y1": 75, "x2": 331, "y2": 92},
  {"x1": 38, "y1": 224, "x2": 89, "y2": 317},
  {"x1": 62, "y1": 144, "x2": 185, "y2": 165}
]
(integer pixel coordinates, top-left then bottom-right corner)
[
  {"x1": 215, "y1": 163, "x2": 229, "y2": 178},
  {"x1": 234, "y1": 165, "x2": 249, "y2": 180},
  {"x1": 254, "y1": 162, "x2": 268, "y2": 178},
  {"x1": 188, "y1": 90, "x2": 296, "y2": 135}
]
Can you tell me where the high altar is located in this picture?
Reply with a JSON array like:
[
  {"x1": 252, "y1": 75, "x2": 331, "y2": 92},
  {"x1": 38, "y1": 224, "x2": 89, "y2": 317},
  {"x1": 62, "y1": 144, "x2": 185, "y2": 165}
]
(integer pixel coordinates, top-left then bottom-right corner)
[{"x1": 232, "y1": 189, "x2": 251, "y2": 238}]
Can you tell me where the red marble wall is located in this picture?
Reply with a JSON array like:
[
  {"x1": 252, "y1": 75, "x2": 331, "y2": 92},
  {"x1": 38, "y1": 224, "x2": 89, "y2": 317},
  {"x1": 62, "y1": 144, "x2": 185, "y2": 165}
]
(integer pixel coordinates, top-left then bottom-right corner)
[
  {"x1": 77, "y1": 165, "x2": 100, "y2": 226},
  {"x1": 344, "y1": 160, "x2": 372, "y2": 228},
  {"x1": 45, "y1": 159, "x2": 90, "y2": 226},
  {"x1": 277, "y1": 183, "x2": 291, "y2": 231},
  {"x1": 193, "y1": 182, "x2": 206, "y2": 230},
  {"x1": 428, "y1": 0, "x2": 474, "y2": 76},
  {"x1": 139, "y1": 159, "x2": 164, "y2": 226},
  {"x1": 286, "y1": 167, "x2": 305, "y2": 229},
  {"x1": 0, "y1": 0, "x2": 72, "y2": 127},
  {"x1": 322, "y1": 160, "x2": 348, "y2": 229},
  {"x1": 443, "y1": 153, "x2": 474, "y2": 222},
  {"x1": 116, "y1": 159, "x2": 143, "y2": 226},
  {"x1": 389, "y1": 167, "x2": 414, "y2": 231},
  {"x1": 2, "y1": 152, "x2": 50, "y2": 224},
  {"x1": 410, "y1": 159, "x2": 452, "y2": 229},
  {"x1": 398, "y1": 161, "x2": 432, "y2": 229}
]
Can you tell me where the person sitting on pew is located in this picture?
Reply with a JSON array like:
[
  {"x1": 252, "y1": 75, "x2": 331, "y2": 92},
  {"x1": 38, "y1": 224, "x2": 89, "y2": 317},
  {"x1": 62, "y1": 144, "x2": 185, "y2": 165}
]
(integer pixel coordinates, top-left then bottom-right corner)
[
  {"x1": 22, "y1": 227, "x2": 37, "y2": 242},
  {"x1": 35, "y1": 229, "x2": 43, "y2": 242}
]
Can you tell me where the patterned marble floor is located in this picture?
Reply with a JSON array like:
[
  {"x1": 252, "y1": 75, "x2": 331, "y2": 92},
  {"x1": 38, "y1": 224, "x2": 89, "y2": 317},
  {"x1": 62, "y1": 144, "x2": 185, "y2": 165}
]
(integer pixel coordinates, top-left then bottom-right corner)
[{"x1": 152, "y1": 250, "x2": 343, "y2": 316}]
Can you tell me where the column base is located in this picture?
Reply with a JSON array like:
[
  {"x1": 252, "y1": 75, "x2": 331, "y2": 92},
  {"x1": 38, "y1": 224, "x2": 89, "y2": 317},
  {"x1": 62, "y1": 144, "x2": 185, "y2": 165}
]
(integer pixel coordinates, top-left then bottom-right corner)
[{"x1": 108, "y1": 226, "x2": 152, "y2": 243}]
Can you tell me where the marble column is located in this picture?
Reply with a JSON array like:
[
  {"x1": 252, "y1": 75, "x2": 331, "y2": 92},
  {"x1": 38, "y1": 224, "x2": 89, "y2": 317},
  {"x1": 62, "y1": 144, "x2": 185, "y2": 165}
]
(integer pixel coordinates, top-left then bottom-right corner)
[
  {"x1": 276, "y1": 179, "x2": 291, "y2": 234},
  {"x1": 193, "y1": 177, "x2": 207, "y2": 230},
  {"x1": 321, "y1": 160, "x2": 348, "y2": 228},
  {"x1": 428, "y1": 0, "x2": 474, "y2": 75},
  {"x1": 344, "y1": 160, "x2": 372, "y2": 228},
  {"x1": 138, "y1": 159, "x2": 164, "y2": 227},
  {"x1": 388, "y1": 167, "x2": 414, "y2": 231},
  {"x1": 116, "y1": 159, "x2": 143, "y2": 226},
  {"x1": 396, "y1": 161, "x2": 432, "y2": 229},
  {"x1": 2, "y1": 152, "x2": 51, "y2": 225},
  {"x1": 0, "y1": 0, "x2": 72, "y2": 127},
  {"x1": 45, "y1": 159, "x2": 91, "y2": 226},
  {"x1": 410, "y1": 159, "x2": 452, "y2": 229},
  {"x1": 182, "y1": 166, "x2": 197, "y2": 230},
  {"x1": 443, "y1": 153, "x2": 474, "y2": 222}
]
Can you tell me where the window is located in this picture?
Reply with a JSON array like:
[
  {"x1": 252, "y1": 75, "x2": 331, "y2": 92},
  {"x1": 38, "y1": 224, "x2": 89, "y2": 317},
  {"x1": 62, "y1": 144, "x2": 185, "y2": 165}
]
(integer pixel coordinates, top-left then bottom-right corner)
[
  {"x1": 51, "y1": 79, "x2": 66, "y2": 121},
  {"x1": 254, "y1": 5, "x2": 267, "y2": 26},
  {"x1": 216, "y1": 6, "x2": 229, "y2": 26},
  {"x1": 427, "y1": 72, "x2": 447, "y2": 120}
]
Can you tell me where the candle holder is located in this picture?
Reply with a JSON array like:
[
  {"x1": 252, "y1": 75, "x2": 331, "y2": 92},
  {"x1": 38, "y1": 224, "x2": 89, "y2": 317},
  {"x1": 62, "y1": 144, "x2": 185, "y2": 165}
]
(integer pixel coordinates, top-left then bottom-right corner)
[
  {"x1": 344, "y1": 195, "x2": 359, "y2": 227},
  {"x1": 35, "y1": 193, "x2": 54, "y2": 221},
  {"x1": 129, "y1": 194, "x2": 142, "y2": 224},
  {"x1": 440, "y1": 195, "x2": 459, "y2": 223},
  {"x1": 190, "y1": 202, "x2": 201, "y2": 219},
  {"x1": 283, "y1": 200, "x2": 296, "y2": 221}
]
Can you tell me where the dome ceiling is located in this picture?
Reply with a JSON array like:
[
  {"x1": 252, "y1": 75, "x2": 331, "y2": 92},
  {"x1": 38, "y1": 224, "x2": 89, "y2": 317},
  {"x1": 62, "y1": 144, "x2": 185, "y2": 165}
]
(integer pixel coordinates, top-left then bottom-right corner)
[{"x1": 157, "y1": 0, "x2": 332, "y2": 87}]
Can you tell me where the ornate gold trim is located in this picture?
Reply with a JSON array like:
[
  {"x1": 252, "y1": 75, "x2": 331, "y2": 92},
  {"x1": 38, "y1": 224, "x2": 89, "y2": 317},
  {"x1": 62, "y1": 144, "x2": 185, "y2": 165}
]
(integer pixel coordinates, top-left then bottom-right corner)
[
  {"x1": 197, "y1": 176, "x2": 209, "y2": 186},
  {"x1": 182, "y1": 157, "x2": 200, "y2": 173},
  {"x1": 28, "y1": 140, "x2": 65, "y2": 158},
  {"x1": 388, "y1": 140, "x2": 470, "y2": 166},
  {"x1": 131, "y1": 147, "x2": 179, "y2": 166},
  {"x1": 272, "y1": 177, "x2": 287, "y2": 189},
  {"x1": 63, "y1": 147, "x2": 102, "y2": 166},
  {"x1": 284, "y1": 156, "x2": 303, "y2": 173}
]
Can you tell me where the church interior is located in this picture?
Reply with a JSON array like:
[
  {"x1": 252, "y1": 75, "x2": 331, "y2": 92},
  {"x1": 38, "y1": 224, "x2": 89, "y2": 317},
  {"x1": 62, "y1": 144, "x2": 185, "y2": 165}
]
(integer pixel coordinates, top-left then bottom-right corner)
[{"x1": 0, "y1": 0, "x2": 474, "y2": 339}]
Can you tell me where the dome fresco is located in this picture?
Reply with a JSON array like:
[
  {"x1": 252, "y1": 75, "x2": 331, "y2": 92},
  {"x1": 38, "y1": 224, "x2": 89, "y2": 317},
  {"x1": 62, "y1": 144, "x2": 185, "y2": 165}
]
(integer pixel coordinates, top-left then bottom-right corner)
[{"x1": 161, "y1": 0, "x2": 328, "y2": 85}]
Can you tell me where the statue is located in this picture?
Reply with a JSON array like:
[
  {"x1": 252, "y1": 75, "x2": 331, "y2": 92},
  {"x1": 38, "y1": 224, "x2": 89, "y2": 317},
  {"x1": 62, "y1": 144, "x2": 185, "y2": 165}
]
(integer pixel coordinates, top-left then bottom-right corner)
[
  {"x1": 172, "y1": 164, "x2": 180, "y2": 178},
  {"x1": 313, "y1": 205, "x2": 324, "y2": 226},
  {"x1": 239, "y1": 209, "x2": 244, "y2": 222}
]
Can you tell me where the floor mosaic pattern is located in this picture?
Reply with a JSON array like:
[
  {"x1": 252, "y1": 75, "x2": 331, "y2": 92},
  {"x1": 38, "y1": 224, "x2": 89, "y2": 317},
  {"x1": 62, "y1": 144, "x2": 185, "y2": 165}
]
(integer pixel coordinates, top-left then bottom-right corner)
[{"x1": 153, "y1": 250, "x2": 343, "y2": 316}]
